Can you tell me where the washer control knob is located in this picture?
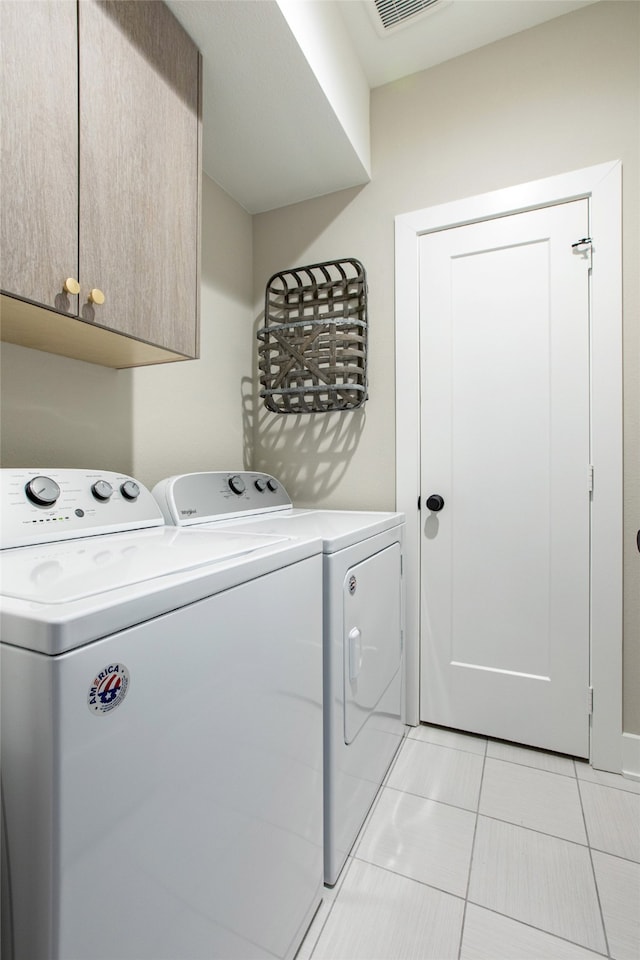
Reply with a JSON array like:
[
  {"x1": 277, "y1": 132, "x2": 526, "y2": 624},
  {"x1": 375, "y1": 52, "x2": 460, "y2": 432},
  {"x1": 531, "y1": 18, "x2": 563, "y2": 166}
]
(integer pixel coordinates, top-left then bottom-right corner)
[
  {"x1": 25, "y1": 476, "x2": 61, "y2": 507},
  {"x1": 228, "y1": 475, "x2": 246, "y2": 496},
  {"x1": 266, "y1": 478, "x2": 279, "y2": 492},
  {"x1": 91, "y1": 480, "x2": 113, "y2": 502},
  {"x1": 254, "y1": 478, "x2": 267, "y2": 492},
  {"x1": 120, "y1": 480, "x2": 140, "y2": 501}
]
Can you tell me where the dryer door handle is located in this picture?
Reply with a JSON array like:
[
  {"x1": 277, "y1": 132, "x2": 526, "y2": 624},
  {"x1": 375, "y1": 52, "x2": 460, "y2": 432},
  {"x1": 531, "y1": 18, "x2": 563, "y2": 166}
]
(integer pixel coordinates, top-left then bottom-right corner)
[{"x1": 348, "y1": 627, "x2": 363, "y2": 683}]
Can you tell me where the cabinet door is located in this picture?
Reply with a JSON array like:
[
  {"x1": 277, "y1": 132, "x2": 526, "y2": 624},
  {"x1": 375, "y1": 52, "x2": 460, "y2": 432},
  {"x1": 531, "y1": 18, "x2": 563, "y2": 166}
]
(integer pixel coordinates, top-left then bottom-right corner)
[
  {"x1": 79, "y1": 1, "x2": 200, "y2": 358},
  {"x1": 0, "y1": 0, "x2": 79, "y2": 313}
]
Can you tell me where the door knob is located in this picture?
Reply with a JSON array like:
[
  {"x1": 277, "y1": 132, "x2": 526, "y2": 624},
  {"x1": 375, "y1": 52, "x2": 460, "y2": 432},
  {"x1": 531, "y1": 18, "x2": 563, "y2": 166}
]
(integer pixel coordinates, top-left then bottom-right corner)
[
  {"x1": 63, "y1": 277, "x2": 80, "y2": 295},
  {"x1": 426, "y1": 494, "x2": 445, "y2": 512}
]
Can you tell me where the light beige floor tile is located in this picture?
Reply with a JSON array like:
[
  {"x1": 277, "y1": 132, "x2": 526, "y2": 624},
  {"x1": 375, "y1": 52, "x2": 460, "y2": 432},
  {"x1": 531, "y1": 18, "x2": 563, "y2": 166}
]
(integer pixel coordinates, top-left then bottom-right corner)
[
  {"x1": 312, "y1": 859, "x2": 464, "y2": 960},
  {"x1": 355, "y1": 786, "x2": 476, "y2": 896},
  {"x1": 387, "y1": 738, "x2": 484, "y2": 811},
  {"x1": 460, "y1": 903, "x2": 606, "y2": 959},
  {"x1": 575, "y1": 760, "x2": 640, "y2": 795},
  {"x1": 579, "y1": 780, "x2": 640, "y2": 861},
  {"x1": 486, "y1": 739, "x2": 576, "y2": 777},
  {"x1": 480, "y1": 758, "x2": 587, "y2": 843},
  {"x1": 408, "y1": 723, "x2": 487, "y2": 756},
  {"x1": 468, "y1": 817, "x2": 607, "y2": 953},
  {"x1": 592, "y1": 850, "x2": 640, "y2": 960}
]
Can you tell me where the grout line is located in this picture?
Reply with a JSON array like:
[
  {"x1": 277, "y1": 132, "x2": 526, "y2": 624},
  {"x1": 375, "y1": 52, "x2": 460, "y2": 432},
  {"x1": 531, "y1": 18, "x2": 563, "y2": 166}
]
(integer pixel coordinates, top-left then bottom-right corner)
[
  {"x1": 406, "y1": 731, "x2": 488, "y2": 758},
  {"x1": 380, "y1": 782, "x2": 593, "y2": 850},
  {"x1": 576, "y1": 769, "x2": 640, "y2": 797},
  {"x1": 305, "y1": 730, "x2": 639, "y2": 960},
  {"x1": 462, "y1": 901, "x2": 610, "y2": 959},
  {"x1": 404, "y1": 730, "x2": 487, "y2": 760},
  {"x1": 383, "y1": 729, "x2": 410, "y2": 785},
  {"x1": 589, "y1": 846, "x2": 640, "y2": 866},
  {"x1": 348, "y1": 855, "x2": 467, "y2": 903},
  {"x1": 457, "y1": 732, "x2": 487, "y2": 959},
  {"x1": 382, "y1": 781, "x2": 480, "y2": 815},
  {"x1": 576, "y1": 776, "x2": 612, "y2": 959},
  {"x1": 350, "y1": 779, "x2": 389, "y2": 860},
  {"x1": 476, "y1": 812, "x2": 589, "y2": 849},
  {"x1": 482, "y1": 753, "x2": 578, "y2": 780}
]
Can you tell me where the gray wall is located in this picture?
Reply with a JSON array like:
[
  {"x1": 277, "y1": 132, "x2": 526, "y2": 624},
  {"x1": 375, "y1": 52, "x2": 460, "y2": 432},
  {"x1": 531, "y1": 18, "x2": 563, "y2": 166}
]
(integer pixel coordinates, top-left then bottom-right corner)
[{"x1": 251, "y1": 1, "x2": 640, "y2": 734}]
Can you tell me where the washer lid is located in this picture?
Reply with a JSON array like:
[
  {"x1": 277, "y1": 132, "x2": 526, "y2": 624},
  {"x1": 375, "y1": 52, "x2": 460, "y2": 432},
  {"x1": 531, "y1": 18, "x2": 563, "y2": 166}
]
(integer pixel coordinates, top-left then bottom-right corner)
[{"x1": 0, "y1": 527, "x2": 290, "y2": 604}]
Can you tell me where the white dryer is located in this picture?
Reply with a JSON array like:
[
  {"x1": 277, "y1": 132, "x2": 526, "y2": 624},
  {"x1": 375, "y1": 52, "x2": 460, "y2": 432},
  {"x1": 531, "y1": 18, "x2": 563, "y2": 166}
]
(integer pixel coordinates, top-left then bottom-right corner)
[
  {"x1": 153, "y1": 471, "x2": 406, "y2": 886},
  {"x1": 0, "y1": 469, "x2": 323, "y2": 960}
]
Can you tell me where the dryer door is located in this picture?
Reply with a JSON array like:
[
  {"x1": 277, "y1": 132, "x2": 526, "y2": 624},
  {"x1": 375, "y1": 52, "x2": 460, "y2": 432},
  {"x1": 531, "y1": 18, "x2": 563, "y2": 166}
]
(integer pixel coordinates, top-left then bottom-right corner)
[{"x1": 343, "y1": 542, "x2": 402, "y2": 744}]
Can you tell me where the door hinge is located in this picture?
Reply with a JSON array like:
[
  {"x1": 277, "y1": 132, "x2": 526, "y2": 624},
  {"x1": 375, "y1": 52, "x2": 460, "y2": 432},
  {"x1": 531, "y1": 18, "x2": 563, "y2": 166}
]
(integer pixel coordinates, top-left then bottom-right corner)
[
  {"x1": 588, "y1": 686, "x2": 594, "y2": 715},
  {"x1": 572, "y1": 236, "x2": 592, "y2": 267},
  {"x1": 588, "y1": 464, "x2": 594, "y2": 494}
]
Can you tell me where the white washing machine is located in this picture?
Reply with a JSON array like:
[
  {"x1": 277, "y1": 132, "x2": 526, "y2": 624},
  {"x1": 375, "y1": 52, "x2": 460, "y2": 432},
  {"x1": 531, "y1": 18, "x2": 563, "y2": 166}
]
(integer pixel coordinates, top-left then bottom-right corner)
[
  {"x1": 0, "y1": 468, "x2": 323, "y2": 960},
  {"x1": 152, "y1": 471, "x2": 406, "y2": 886}
]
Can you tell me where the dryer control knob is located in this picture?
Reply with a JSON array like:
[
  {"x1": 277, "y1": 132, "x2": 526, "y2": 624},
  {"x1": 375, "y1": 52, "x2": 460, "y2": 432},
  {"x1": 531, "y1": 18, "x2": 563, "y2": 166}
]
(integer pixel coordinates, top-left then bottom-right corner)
[
  {"x1": 267, "y1": 478, "x2": 279, "y2": 492},
  {"x1": 254, "y1": 478, "x2": 267, "y2": 492},
  {"x1": 91, "y1": 480, "x2": 113, "y2": 502},
  {"x1": 228, "y1": 475, "x2": 246, "y2": 495},
  {"x1": 120, "y1": 480, "x2": 140, "y2": 501},
  {"x1": 25, "y1": 476, "x2": 61, "y2": 507}
]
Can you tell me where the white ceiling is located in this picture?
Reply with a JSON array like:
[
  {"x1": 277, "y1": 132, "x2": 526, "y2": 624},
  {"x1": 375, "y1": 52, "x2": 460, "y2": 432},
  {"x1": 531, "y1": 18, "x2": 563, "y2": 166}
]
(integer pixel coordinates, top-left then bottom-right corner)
[
  {"x1": 166, "y1": 0, "x2": 596, "y2": 214},
  {"x1": 337, "y1": 0, "x2": 596, "y2": 87}
]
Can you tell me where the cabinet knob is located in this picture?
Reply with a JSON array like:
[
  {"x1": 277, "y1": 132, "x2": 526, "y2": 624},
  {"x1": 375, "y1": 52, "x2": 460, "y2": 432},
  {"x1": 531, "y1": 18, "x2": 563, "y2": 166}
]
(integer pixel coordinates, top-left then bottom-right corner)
[
  {"x1": 63, "y1": 277, "x2": 80, "y2": 295},
  {"x1": 88, "y1": 288, "x2": 105, "y2": 305}
]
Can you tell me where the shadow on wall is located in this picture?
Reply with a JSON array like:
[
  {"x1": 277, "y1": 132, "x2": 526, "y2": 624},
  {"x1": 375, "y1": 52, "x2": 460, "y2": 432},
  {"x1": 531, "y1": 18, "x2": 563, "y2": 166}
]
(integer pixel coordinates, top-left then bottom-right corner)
[
  {"x1": 241, "y1": 311, "x2": 366, "y2": 503},
  {"x1": 251, "y1": 404, "x2": 365, "y2": 504},
  {"x1": 0, "y1": 342, "x2": 133, "y2": 473}
]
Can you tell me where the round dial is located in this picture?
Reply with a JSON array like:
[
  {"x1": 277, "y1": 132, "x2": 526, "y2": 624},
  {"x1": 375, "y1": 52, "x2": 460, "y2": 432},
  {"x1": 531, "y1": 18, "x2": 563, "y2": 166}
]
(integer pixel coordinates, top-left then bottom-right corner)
[
  {"x1": 228, "y1": 475, "x2": 246, "y2": 496},
  {"x1": 25, "y1": 476, "x2": 61, "y2": 507},
  {"x1": 254, "y1": 478, "x2": 267, "y2": 492},
  {"x1": 120, "y1": 480, "x2": 140, "y2": 501},
  {"x1": 267, "y1": 478, "x2": 279, "y2": 492},
  {"x1": 91, "y1": 480, "x2": 113, "y2": 502}
]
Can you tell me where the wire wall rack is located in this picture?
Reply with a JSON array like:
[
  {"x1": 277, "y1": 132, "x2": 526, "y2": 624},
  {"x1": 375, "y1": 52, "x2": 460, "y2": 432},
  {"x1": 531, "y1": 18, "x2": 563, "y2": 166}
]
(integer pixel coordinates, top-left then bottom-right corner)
[{"x1": 257, "y1": 258, "x2": 368, "y2": 414}]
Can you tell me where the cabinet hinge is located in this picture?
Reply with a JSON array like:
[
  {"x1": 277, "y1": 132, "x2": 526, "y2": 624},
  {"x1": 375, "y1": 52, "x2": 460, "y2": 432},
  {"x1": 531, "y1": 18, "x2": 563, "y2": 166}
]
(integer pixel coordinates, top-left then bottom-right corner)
[
  {"x1": 588, "y1": 686, "x2": 594, "y2": 715},
  {"x1": 588, "y1": 464, "x2": 594, "y2": 494}
]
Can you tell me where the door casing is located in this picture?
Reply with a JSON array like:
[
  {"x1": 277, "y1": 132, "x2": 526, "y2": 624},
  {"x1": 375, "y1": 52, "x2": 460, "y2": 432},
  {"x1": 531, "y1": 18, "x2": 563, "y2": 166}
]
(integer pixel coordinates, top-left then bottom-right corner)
[{"x1": 394, "y1": 161, "x2": 622, "y2": 772}]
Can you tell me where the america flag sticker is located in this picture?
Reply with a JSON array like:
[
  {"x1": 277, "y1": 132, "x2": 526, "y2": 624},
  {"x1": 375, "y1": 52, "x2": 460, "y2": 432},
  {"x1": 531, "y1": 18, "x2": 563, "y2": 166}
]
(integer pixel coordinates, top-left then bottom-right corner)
[{"x1": 87, "y1": 663, "x2": 130, "y2": 715}]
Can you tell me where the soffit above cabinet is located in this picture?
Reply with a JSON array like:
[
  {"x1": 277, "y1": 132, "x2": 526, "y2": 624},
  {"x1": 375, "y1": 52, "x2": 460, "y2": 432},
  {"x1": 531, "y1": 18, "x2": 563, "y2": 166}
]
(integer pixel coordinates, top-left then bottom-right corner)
[
  {"x1": 165, "y1": 0, "x2": 371, "y2": 215},
  {"x1": 166, "y1": 0, "x2": 597, "y2": 215}
]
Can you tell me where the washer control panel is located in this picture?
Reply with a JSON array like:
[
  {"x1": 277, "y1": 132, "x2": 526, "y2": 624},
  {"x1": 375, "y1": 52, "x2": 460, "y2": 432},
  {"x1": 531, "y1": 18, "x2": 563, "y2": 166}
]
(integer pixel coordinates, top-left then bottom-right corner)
[
  {"x1": 1, "y1": 469, "x2": 163, "y2": 549},
  {"x1": 153, "y1": 472, "x2": 292, "y2": 525}
]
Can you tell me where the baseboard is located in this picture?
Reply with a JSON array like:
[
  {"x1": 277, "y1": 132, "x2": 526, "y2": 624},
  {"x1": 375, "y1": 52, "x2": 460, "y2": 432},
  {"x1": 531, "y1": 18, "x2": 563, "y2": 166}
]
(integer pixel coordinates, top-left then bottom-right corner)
[{"x1": 622, "y1": 731, "x2": 640, "y2": 781}]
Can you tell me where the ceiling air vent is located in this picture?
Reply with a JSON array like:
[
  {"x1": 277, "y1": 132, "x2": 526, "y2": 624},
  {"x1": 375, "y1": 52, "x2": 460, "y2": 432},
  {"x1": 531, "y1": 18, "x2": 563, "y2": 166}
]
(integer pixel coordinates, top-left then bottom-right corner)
[{"x1": 373, "y1": 0, "x2": 442, "y2": 31}]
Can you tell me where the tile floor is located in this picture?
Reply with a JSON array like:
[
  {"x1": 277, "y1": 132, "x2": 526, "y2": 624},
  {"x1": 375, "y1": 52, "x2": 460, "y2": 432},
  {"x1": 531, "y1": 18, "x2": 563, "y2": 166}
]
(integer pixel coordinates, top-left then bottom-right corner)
[{"x1": 296, "y1": 724, "x2": 640, "y2": 960}]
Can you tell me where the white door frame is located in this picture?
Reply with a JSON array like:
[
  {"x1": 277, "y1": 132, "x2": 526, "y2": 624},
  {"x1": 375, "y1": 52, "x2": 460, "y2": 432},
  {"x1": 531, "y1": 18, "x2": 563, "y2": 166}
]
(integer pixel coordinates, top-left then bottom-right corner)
[{"x1": 395, "y1": 161, "x2": 622, "y2": 772}]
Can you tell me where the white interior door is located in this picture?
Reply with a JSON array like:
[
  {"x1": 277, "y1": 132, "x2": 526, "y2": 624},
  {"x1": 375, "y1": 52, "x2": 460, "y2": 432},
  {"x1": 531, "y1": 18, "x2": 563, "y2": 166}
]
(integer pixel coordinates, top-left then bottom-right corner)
[{"x1": 419, "y1": 199, "x2": 591, "y2": 757}]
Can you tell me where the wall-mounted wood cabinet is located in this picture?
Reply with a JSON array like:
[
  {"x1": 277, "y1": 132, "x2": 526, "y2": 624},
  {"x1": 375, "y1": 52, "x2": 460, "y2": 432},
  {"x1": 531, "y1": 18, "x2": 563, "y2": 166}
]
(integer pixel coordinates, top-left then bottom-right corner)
[{"x1": 0, "y1": 0, "x2": 201, "y2": 368}]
